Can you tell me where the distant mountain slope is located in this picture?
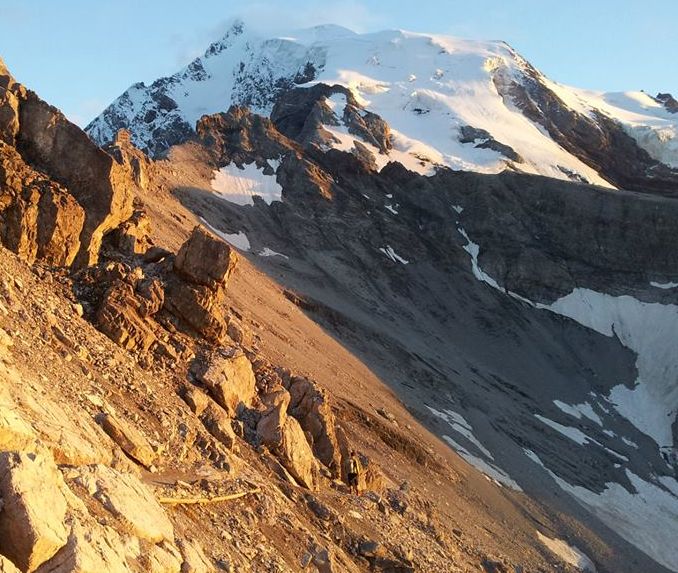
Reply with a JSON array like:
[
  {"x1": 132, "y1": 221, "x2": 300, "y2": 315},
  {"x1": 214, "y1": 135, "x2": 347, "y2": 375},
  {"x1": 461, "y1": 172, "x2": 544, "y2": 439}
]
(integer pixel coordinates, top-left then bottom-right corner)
[{"x1": 86, "y1": 21, "x2": 677, "y2": 191}]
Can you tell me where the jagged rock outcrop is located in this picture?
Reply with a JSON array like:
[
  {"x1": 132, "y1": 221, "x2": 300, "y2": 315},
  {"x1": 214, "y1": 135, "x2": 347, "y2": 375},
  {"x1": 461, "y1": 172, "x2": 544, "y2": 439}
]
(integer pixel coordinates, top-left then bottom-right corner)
[
  {"x1": 16, "y1": 91, "x2": 135, "y2": 266},
  {"x1": 271, "y1": 84, "x2": 391, "y2": 155},
  {"x1": 196, "y1": 105, "x2": 294, "y2": 167},
  {"x1": 182, "y1": 386, "x2": 237, "y2": 450},
  {"x1": 163, "y1": 279, "x2": 229, "y2": 343},
  {"x1": 195, "y1": 105, "x2": 337, "y2": 204},
  {"x1": 257, "y1": 388, "x2": 319, "y2": 490},
  {"x1": 0, "y1": 143, "x2": 86, "y2": 267},
  {"x1": 458, "y1": 125, "x2": 522, "y2": 163},
  {"x1": 656, "y1": 92, "x2": 678, "y2": 114},
  {"x1": 493, "y1": 59, "x2": 678, "y2": 193},
  {"x1": 0, "y1": 60, "x2": 141, "y2": 268},
  {"x1": 85, "y1": 226, "x2": 239, "y2": 354},
  {"x1": 287, "y1": 377, "x2": 342, "y2": 476}
]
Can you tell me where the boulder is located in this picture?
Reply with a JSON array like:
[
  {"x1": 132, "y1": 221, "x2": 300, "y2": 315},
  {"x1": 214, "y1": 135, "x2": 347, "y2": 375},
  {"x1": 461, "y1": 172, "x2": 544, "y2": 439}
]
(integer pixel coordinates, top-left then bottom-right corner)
[
  {"x1": 258, "y1": 402, "x2": 318, "y2": 490},
  {"x1": 226, "y1": 316, "x2": 251, "y2": 347},
  {"x1": 194, "y1": 351, "x2": 256, "y2": 415},
  {"x1": 256, "y1": 400, "x2": 289, "y2": 449},
  {"x1": 174, "y1": 227, "x2": 238, "y2": 288},
  {"x1": 181, "y1": 386, "x2": 210, "y2": 416},
  {"x1": 288, "y1": 377, "x2": 341, "y2": 475},
  {"x1": 261, "y1": 384, "x2": 291, "y2": 411},
  {"x1": 96, "y1": 412, "x2": 156, "y2": 469},
  {"x1": 0, "y1": 452, "x2": 69, "y2": 572},
  {"x1": 96, "y1": 281, "x2": 157, "y2": 353},
  {"x1": 277, "y1": 416, "x2": 318, "y2": 490},
  {"x1": 35, "y1": 520, "x2": 130, "y2": 573},
  {"x1": 183, "y1": 386, "x2": 237, "y2": 450},
  {"x1": 75, "y1": 465, "x2": 173, "y2": 543}
]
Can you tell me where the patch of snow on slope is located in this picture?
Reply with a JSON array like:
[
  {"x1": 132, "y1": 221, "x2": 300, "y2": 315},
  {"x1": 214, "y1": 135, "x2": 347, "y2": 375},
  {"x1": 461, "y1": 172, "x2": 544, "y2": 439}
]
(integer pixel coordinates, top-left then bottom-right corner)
[
  {"x1": 210, "y1": 161, "x2": 282, "y2": 206},
  {"x1": 651, "y1": 281, "x2": 678, "y2": 289},
  {"x1": 379, "y1": 246, "x2": 409, "y2": 264},
  {"x1": 526, "y1": 449, "x2": 678, "y2": 573},
  {"x1": 428, "y1": 406, "x2": 521, "y2": 490},
  {"x1": 458, "y1": 228, "x2": 532, "y2": 304},
  {"x1": 536, "y1": 532, "x2": 597, "y2": 572},
  {"x1": 258, "y1": 247, "x2": 289, "y2": 259},
  {"x1": 535, "y1": 415, "x2": 627, "y2": 461},
  {"x1": 427, "y1": 406, "x2": 493, "y2": 459},
  {"x1": 553, "y1": 400, "x2": 602, "y2": 426},
  {"x1": 535, "y1": 415, "x2": 595, "y2": 446},
  {"x1": 199, "y1": 218, "x2": 251, "y2": 251},
  {"x1": 443, "y1": 435, "x2": 522, "y2": 491}
]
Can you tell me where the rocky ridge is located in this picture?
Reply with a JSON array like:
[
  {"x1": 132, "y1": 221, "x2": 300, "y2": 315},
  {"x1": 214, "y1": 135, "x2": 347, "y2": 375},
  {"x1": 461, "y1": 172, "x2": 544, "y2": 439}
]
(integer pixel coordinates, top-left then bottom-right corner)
[{"x1": 0, "y1": 58, "x2": 140, "y2": 267}]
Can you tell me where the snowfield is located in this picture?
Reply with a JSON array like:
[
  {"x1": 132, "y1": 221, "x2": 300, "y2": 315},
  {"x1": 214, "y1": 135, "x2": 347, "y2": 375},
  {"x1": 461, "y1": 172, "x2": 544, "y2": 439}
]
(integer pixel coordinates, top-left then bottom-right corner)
[
  {"x1": 547, "y1": 289, "x2": 678, "y2": 449},
  {"x1": 459, "y1": 225, "x2": 678, "y2": 450},
  {"x1": 210, "y1": 160, "x2": 283, "y2": 206}
]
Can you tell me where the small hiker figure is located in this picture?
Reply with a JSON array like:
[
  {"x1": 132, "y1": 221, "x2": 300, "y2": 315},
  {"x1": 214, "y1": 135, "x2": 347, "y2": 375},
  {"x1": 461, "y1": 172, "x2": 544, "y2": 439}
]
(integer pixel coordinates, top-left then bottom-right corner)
[{"x1": 347, "y1": 450, "x2": 361, "y2": 494}]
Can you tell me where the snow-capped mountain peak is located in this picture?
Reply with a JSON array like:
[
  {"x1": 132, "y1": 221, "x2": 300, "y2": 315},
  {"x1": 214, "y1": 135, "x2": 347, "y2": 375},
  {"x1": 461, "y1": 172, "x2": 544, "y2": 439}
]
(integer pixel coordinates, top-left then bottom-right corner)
[{"x1": 86, "y1": 21, "x2": 677, "y2": 189}]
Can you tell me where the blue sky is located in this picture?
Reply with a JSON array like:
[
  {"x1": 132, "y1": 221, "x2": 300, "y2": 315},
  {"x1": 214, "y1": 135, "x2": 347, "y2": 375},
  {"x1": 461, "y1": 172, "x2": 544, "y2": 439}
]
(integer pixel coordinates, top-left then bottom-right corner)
[{"x1": 1, "y1": 0, "x2": 675, "y2": 126}]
